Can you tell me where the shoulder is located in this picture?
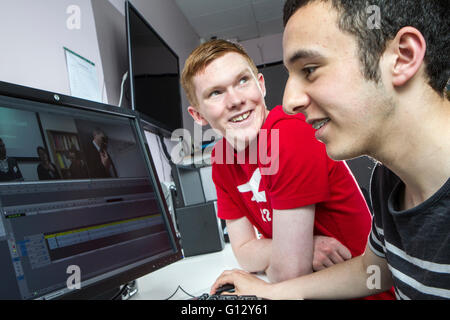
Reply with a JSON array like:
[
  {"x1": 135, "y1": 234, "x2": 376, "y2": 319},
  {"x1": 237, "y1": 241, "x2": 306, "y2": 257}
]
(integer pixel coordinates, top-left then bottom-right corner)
[
  {"x1": 85, "y1": 141, "x2": 97, "y2": 153},
  {"x1": 7, "y1": 158, "x2": 21, "y2": 171},
  {"x1": 212, "y1": 139, "x2": 236, "y2": 180},
  {"x1": 262, "y1": 106, "x2": 316, "y2": 148},
  {"x1": 212, "y1": 138, "x2": 232, "y2": 165},
  {"x1": 370, "y1": 163, "x2": 401, "y2": 217},
  {"x1": 370, "y1": 163, "x2": 400, "y2": 196}
]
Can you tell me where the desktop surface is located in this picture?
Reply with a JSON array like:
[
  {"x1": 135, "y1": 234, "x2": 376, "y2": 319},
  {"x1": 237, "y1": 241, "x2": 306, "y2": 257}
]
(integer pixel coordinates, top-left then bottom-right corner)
[{"x1": 132, "y1": 244, "x2": 264, "y2": 300}]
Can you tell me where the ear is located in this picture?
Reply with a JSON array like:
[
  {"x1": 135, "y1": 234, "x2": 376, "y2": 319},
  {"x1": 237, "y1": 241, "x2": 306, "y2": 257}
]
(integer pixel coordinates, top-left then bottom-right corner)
[
  {"x1": 257, "y1": 73, "x2": 267, "y2": 98},
  {"x1": 187, "y1": 106, "x2": 209, "y2": 126},
  {"x1": 389, "y1": 27, "x2": 426, "y2": 87}
]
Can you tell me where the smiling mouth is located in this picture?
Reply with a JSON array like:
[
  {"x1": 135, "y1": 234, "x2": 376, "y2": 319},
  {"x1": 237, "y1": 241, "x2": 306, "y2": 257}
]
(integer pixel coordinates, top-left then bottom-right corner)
[
  {"x1": 312, "y1": 118, "x2": 330, "y2": 130},
  {"x1": 230, "y1": 111, "x2": 251, "y2": 123}
]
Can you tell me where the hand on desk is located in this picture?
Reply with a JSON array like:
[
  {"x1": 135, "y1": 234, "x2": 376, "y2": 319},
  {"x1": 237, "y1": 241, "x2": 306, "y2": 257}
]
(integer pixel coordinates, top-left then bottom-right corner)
[
  {"x1": 210, "y1": 269, "x2": 274, "y2": 299},
  {"x1": 210, "y1": 236, "x2": 351, "y2": 300}
]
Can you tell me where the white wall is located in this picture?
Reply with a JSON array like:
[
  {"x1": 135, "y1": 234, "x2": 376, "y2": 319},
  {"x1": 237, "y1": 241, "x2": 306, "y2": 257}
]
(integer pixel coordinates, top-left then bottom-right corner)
[
  {"x1": 0, "y1": 0, "x2": 106, "y2": 102},
  {"x1": 0, "y1": 0, "x2": 200, "y2": 135}
]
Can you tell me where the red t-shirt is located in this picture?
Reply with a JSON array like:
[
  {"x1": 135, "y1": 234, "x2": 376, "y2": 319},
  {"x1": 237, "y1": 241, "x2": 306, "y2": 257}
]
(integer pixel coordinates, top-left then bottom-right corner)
[{"x1": 212, "y1": 106, "x2": 394, "y2": 300}]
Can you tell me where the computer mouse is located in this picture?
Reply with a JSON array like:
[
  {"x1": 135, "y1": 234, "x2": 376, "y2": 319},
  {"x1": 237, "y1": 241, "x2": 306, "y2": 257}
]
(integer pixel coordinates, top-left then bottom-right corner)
[{"x1": 215, "y1": 284, "x2": 235, "y2": 295}]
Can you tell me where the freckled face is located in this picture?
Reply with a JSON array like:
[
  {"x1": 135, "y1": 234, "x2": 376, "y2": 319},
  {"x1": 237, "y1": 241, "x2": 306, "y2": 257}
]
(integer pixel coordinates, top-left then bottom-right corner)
[{"x1": 191, "y1": 52, "x2": 268, "y2": 151}]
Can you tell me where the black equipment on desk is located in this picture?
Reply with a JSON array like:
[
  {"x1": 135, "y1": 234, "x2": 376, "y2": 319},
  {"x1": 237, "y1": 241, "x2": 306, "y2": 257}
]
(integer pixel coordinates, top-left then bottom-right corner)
[
  {"x1": 0, "y1": 81, "x2": 182, "y2": 300},
  {"x1": 171, "y1": 165, "x2": 207, "y2": 209},
  {"x1": 194, "y1": 284, "x2": 264, "y2": 300},
  {"x1": 168, "y1": 163, "x2": 226, "y2": 256},
  {"x1": 176, "y1": 202, "x2": 225, "y2": 257}
]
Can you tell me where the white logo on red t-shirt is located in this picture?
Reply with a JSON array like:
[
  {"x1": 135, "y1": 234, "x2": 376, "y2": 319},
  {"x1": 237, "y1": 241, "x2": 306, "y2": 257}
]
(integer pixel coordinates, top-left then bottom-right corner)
[
  {"x1": 237, "y1": 169, "x2": 271, "y2": 223},
  {"x1": 237, "y1": 168, "x2": 266, "y2": 203}
]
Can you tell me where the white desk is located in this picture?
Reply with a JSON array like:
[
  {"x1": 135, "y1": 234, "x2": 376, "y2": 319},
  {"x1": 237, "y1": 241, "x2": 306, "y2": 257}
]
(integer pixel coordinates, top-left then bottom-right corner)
[{"x1": 132, "y1": 244, "x2": 243, "y2": 300}]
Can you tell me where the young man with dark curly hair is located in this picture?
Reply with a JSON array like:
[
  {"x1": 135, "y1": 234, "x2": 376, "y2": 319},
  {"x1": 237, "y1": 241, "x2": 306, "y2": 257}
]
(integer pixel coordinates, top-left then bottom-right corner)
[{"x1": 212, "y1": 0, "x2": 449, "y2": 300}]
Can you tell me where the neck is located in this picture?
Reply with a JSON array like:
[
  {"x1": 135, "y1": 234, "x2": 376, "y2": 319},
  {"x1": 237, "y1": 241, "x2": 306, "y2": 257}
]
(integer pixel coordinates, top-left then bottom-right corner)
[{"x1": 369, "y1": 92, "x2": 450, "y2": 208}]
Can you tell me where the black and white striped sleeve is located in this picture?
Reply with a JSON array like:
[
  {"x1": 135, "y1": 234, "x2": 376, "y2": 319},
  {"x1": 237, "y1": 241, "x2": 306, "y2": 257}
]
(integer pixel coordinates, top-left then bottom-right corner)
[{"x1": 368, "y1": 219, "x2": 386, "y2": 258}]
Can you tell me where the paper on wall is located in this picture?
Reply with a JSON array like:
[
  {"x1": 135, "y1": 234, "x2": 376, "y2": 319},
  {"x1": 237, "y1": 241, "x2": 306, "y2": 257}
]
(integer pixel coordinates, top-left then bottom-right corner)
[{"x1": 64, "y1": 47, "x2": 101, "y2": 103}]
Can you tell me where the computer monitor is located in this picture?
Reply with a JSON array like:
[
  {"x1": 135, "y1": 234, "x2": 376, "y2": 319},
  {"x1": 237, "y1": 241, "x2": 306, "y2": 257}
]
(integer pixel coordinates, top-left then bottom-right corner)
[
  {"x1": 125, "y1": 1, "x2": 183, "y2": 137},
  {"x1": 0, "y1": 81, "x2": 182, "y2": 300}
]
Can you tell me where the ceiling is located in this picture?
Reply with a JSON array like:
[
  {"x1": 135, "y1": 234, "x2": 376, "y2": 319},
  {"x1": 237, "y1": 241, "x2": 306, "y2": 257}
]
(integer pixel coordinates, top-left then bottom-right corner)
[{"x1": 174, "y1": 0, "x2": 285, "y2": 42}]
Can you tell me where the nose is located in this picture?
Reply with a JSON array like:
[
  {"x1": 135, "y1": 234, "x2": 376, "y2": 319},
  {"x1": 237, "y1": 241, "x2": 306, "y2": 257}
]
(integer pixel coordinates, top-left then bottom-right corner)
[
  {"x1": 226, "y1": 87, "x2": 245, "y2": 109},
  {"x1": 282, "y1": 76, "x2": 310, "y2": 115}
]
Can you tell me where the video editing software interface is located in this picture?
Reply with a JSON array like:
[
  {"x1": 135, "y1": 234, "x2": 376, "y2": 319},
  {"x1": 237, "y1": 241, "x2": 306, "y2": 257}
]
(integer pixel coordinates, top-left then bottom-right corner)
[{"x1": 0, "y1": 90, "x2": 180, "y2": 299}]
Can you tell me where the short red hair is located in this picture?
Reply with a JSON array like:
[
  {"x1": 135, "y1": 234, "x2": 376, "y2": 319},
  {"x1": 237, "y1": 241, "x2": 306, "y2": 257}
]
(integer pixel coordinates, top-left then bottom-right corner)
[{"x1": 181, "y1": 39, "x2": 258, "y2": 107}]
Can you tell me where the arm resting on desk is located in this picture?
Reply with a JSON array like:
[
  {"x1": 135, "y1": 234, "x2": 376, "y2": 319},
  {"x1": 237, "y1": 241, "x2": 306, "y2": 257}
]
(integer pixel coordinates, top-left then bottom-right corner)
[
  {"x1": 266, "y1": 206, "x2": 315, "y2": 282},
  {"x1": 226, "y1": 206, "x2": 315, "y2": 281},
  {"x1": 226, "y1": 217, "x2": 272, "y2": 273},
  {"x1": 211, "y1": 243, "x2": 393, "y2": 300},
  {"x1": 226, "y1": 206, "x2": 351, "y2": 283},
  {"x1": 270, "y1": 243, "x2": 394, "y2": 299}
]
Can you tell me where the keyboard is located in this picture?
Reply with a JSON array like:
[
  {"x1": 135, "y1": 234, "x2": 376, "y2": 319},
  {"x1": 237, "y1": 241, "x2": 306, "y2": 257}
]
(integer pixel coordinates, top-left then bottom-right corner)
[{"x1": 193, "y1": 293, "x2": 263, "y2": 300}]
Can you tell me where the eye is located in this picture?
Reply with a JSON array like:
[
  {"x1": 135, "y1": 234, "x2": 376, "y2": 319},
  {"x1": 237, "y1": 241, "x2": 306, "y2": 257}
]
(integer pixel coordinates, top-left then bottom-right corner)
[
  {"x1": 239, "y1": 76, "x2": 249, "y2": 85},
  {"x1": 303, "y1": 66, "x2": 318, "y2": 79},
  {"x1": 209, "y1": 90, "x2": 221, "y2": 98}
]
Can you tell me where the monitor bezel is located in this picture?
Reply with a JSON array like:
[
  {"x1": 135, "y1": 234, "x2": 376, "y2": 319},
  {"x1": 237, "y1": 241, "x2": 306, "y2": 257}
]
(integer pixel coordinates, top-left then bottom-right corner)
[
  {"x1": 0, "y1": 80, "x2": 183, "y2": 300},
  {"x1": 125, "y1": 0, "x2": 183, "y2": 137}
]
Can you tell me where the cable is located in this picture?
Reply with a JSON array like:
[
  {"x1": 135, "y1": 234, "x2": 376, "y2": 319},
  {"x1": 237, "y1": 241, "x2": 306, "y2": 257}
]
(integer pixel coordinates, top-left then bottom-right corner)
[
  {"x1": 156, "y1": 133, "x2": 170, "y2": 181},
  {"x1": 165, "y1": 285, "x2": 196, "y2": 300},
  {"x1": 118, "y1": 71, "x2": 128, "y2": 107},
  {"x1": 111, "y1": 284, "x2": 129, "y2": 300},
  {"x1": 158, "y1": 133, "x2": 175, "y2": 166}
]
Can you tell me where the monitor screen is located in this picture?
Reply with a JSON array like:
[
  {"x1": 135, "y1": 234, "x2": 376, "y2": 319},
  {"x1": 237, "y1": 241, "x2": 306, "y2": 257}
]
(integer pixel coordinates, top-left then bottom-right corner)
[
  {"x1": 0, "y1": 108, "x2": 45, "y2": 160},
  {"x1": 0, "y1": 81, "x2": 182, "y2": 300},
  {"x1": 125, "y1": 1, "x2": 183, "y2": 136}
]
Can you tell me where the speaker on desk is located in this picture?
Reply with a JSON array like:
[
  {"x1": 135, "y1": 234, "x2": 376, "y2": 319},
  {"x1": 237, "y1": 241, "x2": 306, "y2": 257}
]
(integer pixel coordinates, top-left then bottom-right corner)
[
  {"x1": 171, "y1": 164, "x2": 206, "y2": 208},
  {"x1": 176, "y1": 201, "x2": 225, "y2": 257}
]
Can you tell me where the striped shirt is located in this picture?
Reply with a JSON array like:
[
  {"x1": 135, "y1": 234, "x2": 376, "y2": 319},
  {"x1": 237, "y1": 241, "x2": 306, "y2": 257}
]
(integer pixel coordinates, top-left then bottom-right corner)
[{"x1": 368, "y1": 164, "x2": 450, "y2": 300}]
